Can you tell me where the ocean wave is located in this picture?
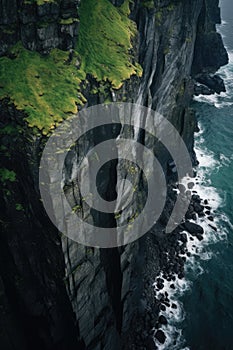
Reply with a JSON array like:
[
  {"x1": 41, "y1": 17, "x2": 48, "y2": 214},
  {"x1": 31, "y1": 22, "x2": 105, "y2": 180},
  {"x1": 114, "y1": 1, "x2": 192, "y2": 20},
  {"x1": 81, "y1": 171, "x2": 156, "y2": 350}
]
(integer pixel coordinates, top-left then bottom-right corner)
[
  {"x1": 154, "y1": 34, "x2": 232, "y2": 348},
  {"x1": 220, "y1": 20, "x2": 228, "y2": 26},
  {"x1": 195, "y1": 123, "x2": 231, "y2": 173},
  {"x1": 193, "y1": 92, "x2": 233, "y2": 110},
  {"x1": 194, "y1": 94, "x2": 219, "y2": 106},
  {"x1": 194, "y1": 47, "x2": 233, "y2": 108},
  {"x1": 153, "y1": 121, "x2": 229, "y2": 349}
]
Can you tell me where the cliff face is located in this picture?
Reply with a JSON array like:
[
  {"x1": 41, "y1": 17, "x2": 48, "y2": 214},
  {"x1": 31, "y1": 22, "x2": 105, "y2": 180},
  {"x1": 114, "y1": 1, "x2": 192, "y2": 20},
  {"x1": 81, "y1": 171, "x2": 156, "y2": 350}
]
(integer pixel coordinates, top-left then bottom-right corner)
[
  {"x1": 0, "y1": 1, "x2": 228, "y2": 350},
  {"x1": 0, "y1": 0, "x2": 80, "y2": 55}
]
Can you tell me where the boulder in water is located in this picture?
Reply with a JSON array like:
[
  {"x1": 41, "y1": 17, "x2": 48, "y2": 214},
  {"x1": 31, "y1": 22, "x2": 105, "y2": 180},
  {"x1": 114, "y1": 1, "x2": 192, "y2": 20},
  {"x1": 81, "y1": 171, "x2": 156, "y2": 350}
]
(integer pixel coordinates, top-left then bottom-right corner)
[
  {"x1": 188, "y1": 182, "x2": 195, "y2": 189},
  {"x1": 179, "y1": 233, "x2": 187, "y2": 243},
  {"x1": 194, "y1": 83, "x2": 214, "y2": 95},
  {"x1": 208, "y1": 224, "x2": 217, "y2": 232},
  {"x1": 194, "y1": 202, "x2": 204, "y2": 213},
  {"x1": 155, "y1": 329, "x2": 166, "y2": 344},
  {"x1": 159, "y1": 315, "x2": 168, "y2": 325},
  {"x1": 183, "y1": 222, "x2": 204, "y2": 235},
  {"x1": 196, "y1": 234, "x2": 204, "y2": 241},
  {"x1": 195, "y1": 73, "x2": 226, "y2": 94},
  {"x1": 160, "y1": 304, "x2": 166, "y2": 311}
]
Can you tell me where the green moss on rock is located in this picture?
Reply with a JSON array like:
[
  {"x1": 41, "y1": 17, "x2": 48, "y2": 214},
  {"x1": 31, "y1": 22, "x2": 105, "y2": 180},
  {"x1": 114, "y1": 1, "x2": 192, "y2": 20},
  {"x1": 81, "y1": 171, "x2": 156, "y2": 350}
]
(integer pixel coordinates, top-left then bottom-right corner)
[
  {"x1": 76, "y1": 0, "x2": 142, "y2": 89},
  {"x1": 141, "y1": 0, "x2": 154, "y2": 9},
  {"x1": 0, "y1": 43, "x2": 86, "y2": 133},
  {"x1": 15, "y1": 203, "x2": 24, "y2": 211},
  {"x1": 24, "y1": 0, "x2": 58, "y2": 5},
  {"x1": 0, "y1": 168, "x2": 17, "y2": 183},
  {"x1": 0, "y1": 0, "x2": 143, "y2": 134},
  {"x1": 60, "y1": 18, "x2": 79, "y2": 25}
]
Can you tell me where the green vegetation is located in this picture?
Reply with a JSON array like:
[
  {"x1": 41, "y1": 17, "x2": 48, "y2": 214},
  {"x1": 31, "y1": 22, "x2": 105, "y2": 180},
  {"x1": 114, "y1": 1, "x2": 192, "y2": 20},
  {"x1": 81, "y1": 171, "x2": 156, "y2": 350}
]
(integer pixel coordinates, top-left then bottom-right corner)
[
  {"x1": 141, "y1": 0, "x2": 154, "y2": 9},
  {"x1": 60, "y1": 18, "x2": 79, "y2": 25},
  {"x1": 5, "y1": 190, "x2": 11, "y2": 196},
  {"x1": 72, "y1": 204, "x2": 82, "y2": 213},
  {"x1": 154, "y1": 4, "x2": 175, "y2": 25},
  {"x1": 163, "y1": 47, "x2": 170, "y2": 55},
  {"x1": 36, "y1": 0, "x2": 56, "y2": 4},
  {"x1": 2, "y1": 28, "x2": 15, "y2": 35},
  {"x1": 0, "y1": 168, "x2": 16, "y2": 183},
  {"x1": 0, "y1": 0, "x2": 142, "y2": 133},
  {"x1": 0, "y1": 43, "x2": 86, "y2": 133},
  {"x1": 186, "y1": 37, "x2": 192, "y2": 43},
  {"x1": 155, "y1": 10, "x2": 163, "y2": 24},
  {"x1": 76, "y1": 0, "x2": 142, "y2": 89},
  {"x1": 114, "y1": 212, "x2": 121, "y2": 219},
  {"x1": 24, "y1": 0, "x2": 57, "y2": 5},
  {"x1": 0, "y1": 125, "x2": 21, "y2": 135},
  {"x1": 167, "y1": 4, "x2": 175, "y2": 11},
  {"x1": 179, "y1": 82, "x2": 185, "y2": 96},
  {"x1": 15, "y1": 203, "x2": 24, "y2": 211}
]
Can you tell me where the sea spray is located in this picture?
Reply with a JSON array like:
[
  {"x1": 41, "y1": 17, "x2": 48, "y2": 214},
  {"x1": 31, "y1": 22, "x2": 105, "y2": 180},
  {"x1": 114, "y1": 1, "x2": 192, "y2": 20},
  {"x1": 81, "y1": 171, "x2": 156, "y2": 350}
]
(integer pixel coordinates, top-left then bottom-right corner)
[{"x1": 153, "y1": 121, "x2": 229, "y2": 349}]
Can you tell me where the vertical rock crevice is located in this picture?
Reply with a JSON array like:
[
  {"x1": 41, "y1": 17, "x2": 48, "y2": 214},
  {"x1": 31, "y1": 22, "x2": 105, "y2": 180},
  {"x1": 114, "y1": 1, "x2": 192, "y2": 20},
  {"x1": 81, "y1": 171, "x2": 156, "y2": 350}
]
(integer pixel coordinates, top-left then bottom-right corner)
[{"x1": 100, "y1": 249, "x2": 123, "y2": 333}]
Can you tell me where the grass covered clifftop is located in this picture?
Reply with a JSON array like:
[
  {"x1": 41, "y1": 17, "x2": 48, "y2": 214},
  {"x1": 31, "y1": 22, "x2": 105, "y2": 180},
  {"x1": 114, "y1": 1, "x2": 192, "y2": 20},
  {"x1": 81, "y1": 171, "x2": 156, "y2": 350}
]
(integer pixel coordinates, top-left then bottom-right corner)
[
  {"x1": 77, "y1": 0, "x2": 142, "y2": 89},
  {"x1": 0, "y1": 44, "x2": 86, "y2": 134},
  {"x1": 0, "y1": 0, "x2": 142, "y2": 134}
]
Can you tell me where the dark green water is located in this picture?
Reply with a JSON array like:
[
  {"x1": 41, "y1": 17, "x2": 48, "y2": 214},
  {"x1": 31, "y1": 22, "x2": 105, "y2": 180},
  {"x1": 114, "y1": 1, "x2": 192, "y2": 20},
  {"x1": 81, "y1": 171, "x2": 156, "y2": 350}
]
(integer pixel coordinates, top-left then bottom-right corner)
[{"x1": 181, "y1": 1, "x2": 233, "y2": 349}]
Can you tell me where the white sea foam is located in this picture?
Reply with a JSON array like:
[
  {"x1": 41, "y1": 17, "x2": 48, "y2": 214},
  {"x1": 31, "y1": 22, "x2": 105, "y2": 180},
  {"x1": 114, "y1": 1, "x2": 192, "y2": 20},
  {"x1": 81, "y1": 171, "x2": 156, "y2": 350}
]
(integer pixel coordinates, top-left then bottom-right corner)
[
  {"x1": 194, "y1": 49, "x2": 233, "y2": 108},
  {"x1": 154, "y1": 120, "x2": 229, "y2": 349},
  {"x1": 194, "y1": 93, "x2": 219, "y2": 106},
  {"x1": 220, "y1": 20, "x2": 228, "y2": 26},
  {"x1": 153, "y1": 272, "x2": 190, "y2": 350},
  {"x1": 153, "y1": 24, "x2": 232, "y2": 347}
]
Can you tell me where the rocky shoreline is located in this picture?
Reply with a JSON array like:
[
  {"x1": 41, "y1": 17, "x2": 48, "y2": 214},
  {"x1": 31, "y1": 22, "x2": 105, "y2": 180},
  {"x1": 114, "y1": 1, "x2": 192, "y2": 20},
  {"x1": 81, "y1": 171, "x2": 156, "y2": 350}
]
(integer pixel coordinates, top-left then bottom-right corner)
[{"x1": 123, "y1": 174, "x2": 218, "y2": 350}]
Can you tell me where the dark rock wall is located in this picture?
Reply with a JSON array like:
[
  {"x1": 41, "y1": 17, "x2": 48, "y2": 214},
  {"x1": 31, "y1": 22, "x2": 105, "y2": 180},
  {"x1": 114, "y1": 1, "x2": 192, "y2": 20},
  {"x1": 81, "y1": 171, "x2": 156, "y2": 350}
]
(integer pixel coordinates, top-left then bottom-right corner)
[
  {"x1": 0, "y1": 0, "x2": 80, "y2": 55},
  {"x1": 192, "y1": 0, "x2": 228, "y2": 75},
  {"x1": 0, "y1": 100, "x2": 85, "y2": 349},
  {"x1": 0, "y1": 1, "x2": 228, "y2": 350}
]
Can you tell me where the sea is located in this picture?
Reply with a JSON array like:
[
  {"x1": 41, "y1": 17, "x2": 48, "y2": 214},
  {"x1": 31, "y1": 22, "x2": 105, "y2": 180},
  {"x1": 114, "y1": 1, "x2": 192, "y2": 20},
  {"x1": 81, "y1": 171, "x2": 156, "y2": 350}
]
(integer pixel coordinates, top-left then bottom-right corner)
[{"x1": 154, "y1": 0, "x2": 233, "y2": 349}]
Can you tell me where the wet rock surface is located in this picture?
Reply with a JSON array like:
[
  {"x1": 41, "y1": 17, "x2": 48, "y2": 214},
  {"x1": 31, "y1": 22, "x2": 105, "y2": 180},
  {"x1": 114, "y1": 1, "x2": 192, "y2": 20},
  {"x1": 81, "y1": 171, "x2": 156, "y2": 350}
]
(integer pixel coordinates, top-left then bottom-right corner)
[
  {"x1": 155, "y1": 329, "x2": 166, "y2": 344},
  {"x1": 122, "y1": 179, "x2": 217, "y2": 349},
  {"x1": 195, "y1": 73, "x2": 226, "y2": 94}
]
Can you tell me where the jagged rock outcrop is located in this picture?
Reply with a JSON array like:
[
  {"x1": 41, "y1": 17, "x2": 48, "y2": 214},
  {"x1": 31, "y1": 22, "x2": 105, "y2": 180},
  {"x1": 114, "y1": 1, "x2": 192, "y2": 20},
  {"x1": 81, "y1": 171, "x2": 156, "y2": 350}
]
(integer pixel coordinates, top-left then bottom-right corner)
[
  {"x1": 192, "y1": 0, "x2": 228, "y2": 74},
  {"x1": 195, "y1": 72, "x2": 226, "y2": 94},
  {"x1": 191, "y1": 0, "x2": 228, "y2": 94},
  {"x1": 0, "y1": 0, "x2": 228, "y2": 350}
]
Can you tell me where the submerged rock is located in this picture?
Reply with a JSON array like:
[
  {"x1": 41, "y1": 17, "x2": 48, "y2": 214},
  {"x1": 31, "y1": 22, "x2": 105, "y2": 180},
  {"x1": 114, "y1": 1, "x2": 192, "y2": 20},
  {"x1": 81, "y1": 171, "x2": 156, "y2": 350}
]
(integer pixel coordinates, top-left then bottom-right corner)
[
  {"x1": 188, "y1": 182, "x2": 195, "y2": 189},
  {"x1": 196, "y1": 234, "x2": 204, "y2": 241},
  {"x1": 194, "y1": 202, "x2": 205, "y2": 214},
  {"x1": 209, "y1": 224, "x2": 218, "y2": 232}
]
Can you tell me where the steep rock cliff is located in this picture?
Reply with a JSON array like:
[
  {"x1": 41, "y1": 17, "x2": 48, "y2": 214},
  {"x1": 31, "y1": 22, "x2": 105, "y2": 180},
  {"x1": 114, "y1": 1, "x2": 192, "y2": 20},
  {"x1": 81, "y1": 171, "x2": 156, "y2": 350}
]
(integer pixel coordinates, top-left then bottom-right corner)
[
  {"x1": 0, "y1": 0, "x2": 228, "y2": 349},
  {"x1": 0, "y1": 0, "x2": 80, "y2": 55}
]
